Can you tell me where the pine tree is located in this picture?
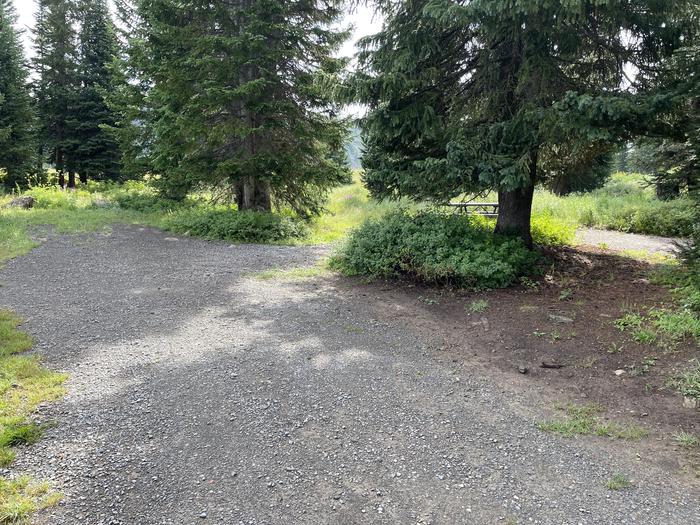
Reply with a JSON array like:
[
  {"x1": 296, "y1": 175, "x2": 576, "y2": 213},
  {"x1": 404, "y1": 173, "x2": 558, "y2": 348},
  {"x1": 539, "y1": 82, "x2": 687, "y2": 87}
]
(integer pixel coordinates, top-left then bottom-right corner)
[
  {"x1": 34, "y1": 0, "x2": 79, "y2": 188},
  {"x1": 71, "y1": 0, "x2": 120, "y2": 182},
  {"x1": 353, "y1": 1, "x2": 697, "y2": 246},
  {"x1": 124, "y1": 0, "x2": 350, "y2": 214},
  {"x1": 0, "y1": 0, "x2": 35, "y2": 189}
]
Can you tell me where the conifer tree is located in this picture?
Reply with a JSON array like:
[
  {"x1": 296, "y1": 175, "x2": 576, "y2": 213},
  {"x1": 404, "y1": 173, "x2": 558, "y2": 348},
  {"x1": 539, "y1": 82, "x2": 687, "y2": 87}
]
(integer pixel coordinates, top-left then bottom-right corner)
[
  {"x1": 34, "y1": 0, "x2": 79, "y2": 188},
  {"x1": 0, "y1": 0, "x2": 35, "y2": 189},
  {"x1": 353, "y1": 1, "x2": 697, "y2": 246},
  {"x1": 124, "y1": 0, "x2": 350, "y2": 214},
  {"x1": 71, "y1": 0, "x2": 120, "y2": 182}
]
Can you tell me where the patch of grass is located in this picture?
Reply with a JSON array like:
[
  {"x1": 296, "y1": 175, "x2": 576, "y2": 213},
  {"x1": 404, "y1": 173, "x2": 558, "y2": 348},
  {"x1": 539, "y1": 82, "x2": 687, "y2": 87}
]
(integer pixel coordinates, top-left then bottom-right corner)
[
  {"x1": 649, "y1": 308, "x2": 700, "y2": 341},
  {"x1": 0, "y1": 477, "x2": 62, "y2": 523},
  {"x1": 0, "y1": 311, "x2": 65, "y2": 522},
  {"x1": 673, "y1": 431, "x2": 699, "y2": 449},
  {"x1": 667, "y1": 361, "x2": 700, "y2": 400},
  {"x1": 605, "y1": 473, "x2": 633, "y2": 491},
  {"x1": 253, "y1": 263, "x2": 329, "y2": 281},
  {"x1": 614, "y1": 312, "x2": 644, "y2": 332},
  {"x1": 533, "y1": 173, "x2": 695, "y2": 238},
  {"x1": 632, "y1": 329, "x2": 656, "y2": 345},
  {"x1": 537, "y1": 403, "x2": 648, "y2": 440},
  {"x1": 467, "y1": 299, "x2": 489, "y2": 313}
]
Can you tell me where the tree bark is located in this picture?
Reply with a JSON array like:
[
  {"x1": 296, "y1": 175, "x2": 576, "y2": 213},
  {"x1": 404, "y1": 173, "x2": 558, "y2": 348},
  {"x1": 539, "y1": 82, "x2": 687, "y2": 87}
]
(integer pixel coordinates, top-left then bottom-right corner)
[
  {"x1": 67, "y1": 171, "x2": 76, "y2": 189},
  {"x1": 79, "y1": 172, "x2": 87, "y2": 184},
  {"x1": 237, "y1": 178, "x2": 271, "y2": 212},
  {"x1": 58, "y1": 171, "x2": 65, "y2": 188},
  {"x1": 495, "y1": 150, "x2": 538, "y2": 249}
]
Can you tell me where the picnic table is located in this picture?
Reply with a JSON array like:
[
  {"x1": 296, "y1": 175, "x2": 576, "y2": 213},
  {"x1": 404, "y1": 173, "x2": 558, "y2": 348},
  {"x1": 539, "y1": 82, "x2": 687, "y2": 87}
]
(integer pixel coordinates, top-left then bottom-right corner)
[{"x1": 447, "y1": 202, "x2": 499, "y2": 217}]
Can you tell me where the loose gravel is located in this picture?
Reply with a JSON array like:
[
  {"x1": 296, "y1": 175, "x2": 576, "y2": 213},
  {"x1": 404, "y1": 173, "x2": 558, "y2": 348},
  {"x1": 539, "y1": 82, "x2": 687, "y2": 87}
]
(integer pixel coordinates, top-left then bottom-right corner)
[
  {"x1": 0, "y1": 225, "x2": 697, "y2": 524},
  {"x1": 576, "y1": 228, "x2": 686, "y2": 255}
]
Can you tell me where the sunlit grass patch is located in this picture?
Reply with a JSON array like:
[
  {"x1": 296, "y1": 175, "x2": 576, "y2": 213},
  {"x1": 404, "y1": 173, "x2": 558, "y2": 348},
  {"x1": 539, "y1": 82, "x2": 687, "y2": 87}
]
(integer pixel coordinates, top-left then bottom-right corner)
[
  {"x1": 253, "y1": 262, "x2": 330, "y2": 281},
  {"x1": 537, "y1": 403, "x2": 648, "y2": 440},
  {"x1": 0, "y1": 311, "x2": 65, "y2": 521},
  {"x1": 0, "y1": 476, "x2": 62, "y2": 524}
]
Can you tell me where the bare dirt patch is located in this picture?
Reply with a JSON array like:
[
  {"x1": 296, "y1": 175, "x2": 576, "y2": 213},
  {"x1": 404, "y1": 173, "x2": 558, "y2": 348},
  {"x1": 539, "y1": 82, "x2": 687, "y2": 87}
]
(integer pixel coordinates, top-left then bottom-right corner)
[{"x1": 336, "y1": 245, "x2": 700, "y2": 482}]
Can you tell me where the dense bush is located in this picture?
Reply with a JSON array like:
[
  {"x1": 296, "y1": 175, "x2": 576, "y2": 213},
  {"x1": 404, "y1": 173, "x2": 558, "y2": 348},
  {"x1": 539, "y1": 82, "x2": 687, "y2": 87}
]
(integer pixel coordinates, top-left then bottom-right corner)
[
  {"x1": 330, "y1": 210, "x2": 545, "y2": 289},
  {"x1": 163, "y1": 208, "x2": 308, "y2": 243}
]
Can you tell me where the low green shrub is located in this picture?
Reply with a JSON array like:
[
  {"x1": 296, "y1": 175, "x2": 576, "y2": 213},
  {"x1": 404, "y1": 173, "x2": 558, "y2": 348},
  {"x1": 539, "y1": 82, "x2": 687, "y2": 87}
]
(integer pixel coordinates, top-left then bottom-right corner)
[
  {"x1": 163, "y1": 208, "x2": 308, "y2": 243},
  {"x1": 109, "y1": 181, "x2": 185, "y2": 213},
  {"x1": 330, "y1": 210, "x2": 541, "y2": 289}
]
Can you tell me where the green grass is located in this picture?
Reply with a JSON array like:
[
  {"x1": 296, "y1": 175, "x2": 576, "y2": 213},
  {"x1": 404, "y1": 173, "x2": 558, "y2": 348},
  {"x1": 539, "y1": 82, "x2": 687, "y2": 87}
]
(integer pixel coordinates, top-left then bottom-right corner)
[
  {"x1": 667, "y1": 362, "x2": 700, "y2": 400},
  {"x1": 537, "y1": 403, "x2": 648, "y2": 440},
  {"x1": 467, "y1": 299, "x2": 489, "y2": 313},
  {"x1": 0, "y1": 311, "x2": 65, "y2": 522},
  {"x1": 673, "y1": 431, "x2": 699, "y2": 449},
  {"x1": 0, "y1": 477, "x2": 62, "y2": 524},
  {"x1": 605, "y1": 473, "x2": 634, "y2": 491},
  {"x1": 532, "y1": 172, "x2": 695, "y2": 238},
  {"x1": 252, "y1": 262, "x2": 330, "y2": 281}
]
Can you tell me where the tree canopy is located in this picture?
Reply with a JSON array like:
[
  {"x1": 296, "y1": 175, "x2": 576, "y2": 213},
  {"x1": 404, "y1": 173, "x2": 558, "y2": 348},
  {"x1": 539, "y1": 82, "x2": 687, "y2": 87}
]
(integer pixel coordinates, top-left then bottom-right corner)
[
  {"x1": 352, "y1": 0, "x2": 698, "y2": 245},
  {"x1": 114, "y1": 0, "x2": 351, "y2": 215},
  {"x1": 0, "y1": 0, "x2": 35, "y2": 189}
]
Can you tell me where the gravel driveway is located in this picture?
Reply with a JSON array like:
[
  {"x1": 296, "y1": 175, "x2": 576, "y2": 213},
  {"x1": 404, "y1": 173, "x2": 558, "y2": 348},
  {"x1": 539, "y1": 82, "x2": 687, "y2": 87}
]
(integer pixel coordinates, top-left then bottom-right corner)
[
  {"x1": 0, "y1": 226, "x2": 697, "y2": 525},
  {"x1": 576, "y1": 228, "x2": 687, "y2": 255}
]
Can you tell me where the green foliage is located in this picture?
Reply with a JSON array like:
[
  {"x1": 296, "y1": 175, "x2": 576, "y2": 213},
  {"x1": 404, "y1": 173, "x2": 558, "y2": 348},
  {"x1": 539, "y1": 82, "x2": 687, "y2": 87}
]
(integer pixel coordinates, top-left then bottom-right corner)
[
  {"x1": 615, "y1": 312, "x2": 645, "y2": 332},
  {"x1": 668, "y1": 362, "x2": 700, "y2": 400},
  {"x1": 605, "y1": 473, "x2": 633, "y2": 491},
  {"x1": 34, "y1": 0, "x2": 80, "y2": 182},
  {"x1": 537, "y1": 403, "x2": 648, "y2": 440},
  {"x1": 70, "y1": 0, "x2": 121, "y2": 182},
  {"x1": 351, "y1": 0, "x2": 696, "y2": 241},
  {"x1": 118, "y1": 0, "x2": 350, "y2": 214},
  {"x1": 467, "y1": 299, "x2": 489, "y2": 314},
  {"x1": 0, "y1": 309, "x2": 66, "y2": 524},
  {"x1": 162, "y1": 209, "x2": 307, "y2": 244},
  {"x1": 330, "y1": 210, "x2": 543, "y2": 289},
  {"x1": 534, "y1": 173, "x2": 696, "y2": 237},
  {"x1": 0, "y1": 0, "x2": 35, "y2": 189},
  {"x1": 0, "y1": 476, "x2": 61, "y2": 524}
]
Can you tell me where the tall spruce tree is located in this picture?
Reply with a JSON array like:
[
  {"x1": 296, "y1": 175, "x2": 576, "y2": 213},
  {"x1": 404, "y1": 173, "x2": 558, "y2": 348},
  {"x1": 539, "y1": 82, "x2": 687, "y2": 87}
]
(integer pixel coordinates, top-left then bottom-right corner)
[
  {"x1": 123, "y1": 0, "x2": 350, "y2": 214},
  {"x1": 71, "y1": 0, "x2": 120, "y2": 183},
  {"x1": 353, "y1": 1, "x2": 696, "y2": 246},
  {"x1": 0, "y1": 0, "x2": 35, "y2": 189},
  {"x1": 34, "y1": 0, "x2": 79, "y2": 188}
]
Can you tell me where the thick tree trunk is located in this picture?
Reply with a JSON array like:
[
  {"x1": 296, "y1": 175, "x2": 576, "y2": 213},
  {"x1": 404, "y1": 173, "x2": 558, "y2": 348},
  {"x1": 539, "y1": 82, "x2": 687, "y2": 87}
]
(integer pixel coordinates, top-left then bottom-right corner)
[
  {"x1": 237, "y1": 178, "x2": 271, "y2": 212},
  {"x1": 79, "y1": 172, "x2": 87, "y2": 184},
  {"x1": 495, "y1": 150, "x2": 538, "y2": 249},
  {"x1": 58, "y1": 171, "x2": 65, "y2": 188},
  {"x1": 67, "y1": 172, "x2": 76, "y2": 189}
]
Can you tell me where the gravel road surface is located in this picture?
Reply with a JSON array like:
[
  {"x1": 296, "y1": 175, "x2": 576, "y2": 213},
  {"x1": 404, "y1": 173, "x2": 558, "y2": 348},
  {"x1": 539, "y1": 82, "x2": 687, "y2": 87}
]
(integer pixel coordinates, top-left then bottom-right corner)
[
  {"x1": 0, "y1": 226, "x2": 697, "y2": 524},
  {"x1": 576, "y1": 228, "x2": 686, "y2": 255}
]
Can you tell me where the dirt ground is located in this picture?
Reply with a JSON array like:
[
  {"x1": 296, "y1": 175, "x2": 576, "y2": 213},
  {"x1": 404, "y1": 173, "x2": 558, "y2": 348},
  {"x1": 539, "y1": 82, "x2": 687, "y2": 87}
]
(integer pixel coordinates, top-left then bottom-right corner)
[{"x1": 338, "y1": 245, "x2": 700, "y2": 483}]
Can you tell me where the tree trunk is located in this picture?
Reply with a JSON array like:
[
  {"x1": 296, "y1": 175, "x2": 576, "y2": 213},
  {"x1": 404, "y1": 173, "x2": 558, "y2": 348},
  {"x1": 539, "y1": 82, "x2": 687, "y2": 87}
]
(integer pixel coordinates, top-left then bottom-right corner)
[
  {"x1": 495, "y1": 150, "x2": 538, "y2": 249},
  {"x1": 67, "y1": 172, "x2": 76, "y2": 189},
  {"x1": 58, "y1": 171, "x2": 65, "y2": 188},
  {"x1": 79, "y1": 172, "x2": 87, "y2": 184},
  {"x1": 238, "y1": 178, "x2": 271, "y2": 212}
]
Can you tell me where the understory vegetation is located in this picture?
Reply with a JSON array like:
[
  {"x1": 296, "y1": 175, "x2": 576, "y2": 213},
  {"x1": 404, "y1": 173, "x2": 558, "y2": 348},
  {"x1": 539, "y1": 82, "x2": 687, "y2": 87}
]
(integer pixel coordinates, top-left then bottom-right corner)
[
  {"x1": 329, "y1": 210, "x2": 568, "y2": 289},
  {"x1": 0, "y1": 311, "x2": 65, "y2": 521}
]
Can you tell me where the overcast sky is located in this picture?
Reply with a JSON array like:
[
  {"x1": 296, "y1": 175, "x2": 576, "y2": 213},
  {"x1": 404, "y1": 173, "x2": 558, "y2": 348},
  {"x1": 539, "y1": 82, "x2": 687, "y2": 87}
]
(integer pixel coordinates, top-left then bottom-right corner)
[{"x1": 12, "y1": 2, "x2": 383, "y2": 60}]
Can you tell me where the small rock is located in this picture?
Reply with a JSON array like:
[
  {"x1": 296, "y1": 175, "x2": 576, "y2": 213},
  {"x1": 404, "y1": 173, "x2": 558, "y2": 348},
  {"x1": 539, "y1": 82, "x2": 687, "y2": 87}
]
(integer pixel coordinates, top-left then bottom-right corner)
[
  {"x1": 199, "y1": 512, "x2": 207, "y2": 519},
  {"x1": 683, "y1": 396, "x2": 698, "y2": 409},
  {"x1": 518, "y1": 365, "x2": 528, "y2": 374},
  {"x1": 7, "y1": 195, "x2": 36, "y2": 209},
  {"x1": 614, "y1": 369, "x2": 626, "y2": 376},
  {"x1": 548, "y1": 314, "x2": 574, "y2": 324}
]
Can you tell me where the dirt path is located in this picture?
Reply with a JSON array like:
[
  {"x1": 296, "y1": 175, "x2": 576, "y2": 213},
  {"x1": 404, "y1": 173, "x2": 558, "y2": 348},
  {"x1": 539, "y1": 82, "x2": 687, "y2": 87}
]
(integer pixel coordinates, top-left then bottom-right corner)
[
  {"x1": 0, "y1": 226, "x2": 697, "y2": 524},
  {"x1": 576, "y1": 227, "x2": 686, "y2": 255}
]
